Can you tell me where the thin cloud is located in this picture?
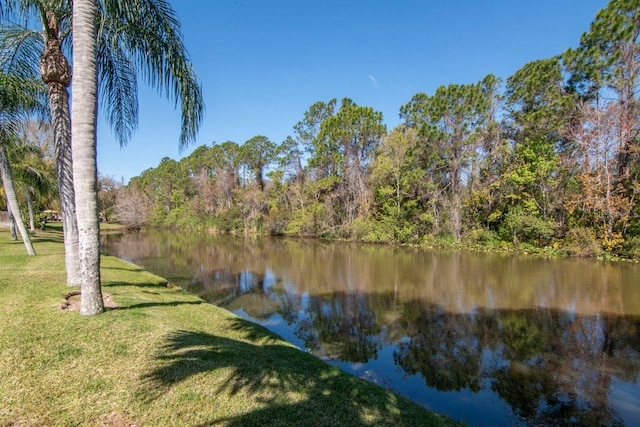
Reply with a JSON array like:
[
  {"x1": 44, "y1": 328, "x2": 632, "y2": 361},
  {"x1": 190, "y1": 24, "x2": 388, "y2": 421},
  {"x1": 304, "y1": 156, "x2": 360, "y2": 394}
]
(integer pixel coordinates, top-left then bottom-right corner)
[{"x1": 368, "y1": 75, "x2": 378, "y2": 88}]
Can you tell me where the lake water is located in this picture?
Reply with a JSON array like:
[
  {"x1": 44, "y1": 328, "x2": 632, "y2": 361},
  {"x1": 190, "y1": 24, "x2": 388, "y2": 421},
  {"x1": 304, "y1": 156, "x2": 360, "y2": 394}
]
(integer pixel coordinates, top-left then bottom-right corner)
[{"x1": 101, "y1": 230, "x2": 640, "y2": 426}]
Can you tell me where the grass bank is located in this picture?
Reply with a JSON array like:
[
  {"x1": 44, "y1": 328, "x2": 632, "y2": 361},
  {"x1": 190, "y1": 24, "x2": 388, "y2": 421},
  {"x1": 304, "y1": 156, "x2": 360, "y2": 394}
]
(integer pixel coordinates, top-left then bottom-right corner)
[{"x1": 0, "y1": 228, "x2": 459, "y2": 426}]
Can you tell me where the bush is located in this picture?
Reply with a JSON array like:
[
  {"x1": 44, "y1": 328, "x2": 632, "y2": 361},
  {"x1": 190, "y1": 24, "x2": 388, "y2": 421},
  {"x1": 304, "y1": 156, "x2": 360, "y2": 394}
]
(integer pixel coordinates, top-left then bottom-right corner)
[
  {"x1": 463, "y1": 227, "x2": 499, "y2": 247},
  {"x1": 284, "y1": 204, "x2": 326, "y2": 236},
  {"x1": 563, "y1": 227, "x2": 602, "y2": 257},
  {"x1": 601, "y1": 231, "x2": 624, "y2": 254},
  {"x1": 500, "y1": 208, "x2": 555, "y2": 246},
  {"x1": 621, "y1": 235, "x2": 640, "y2": 259},
  {"x1": 34, "y1": 213, "x2": 48, "y2": 230},
  {"x1": 215, "y1": 206, "x2": 243, "y2": 233},
  {"x1": 351, "y1": 217, "x2": 395, "y2": 243}
]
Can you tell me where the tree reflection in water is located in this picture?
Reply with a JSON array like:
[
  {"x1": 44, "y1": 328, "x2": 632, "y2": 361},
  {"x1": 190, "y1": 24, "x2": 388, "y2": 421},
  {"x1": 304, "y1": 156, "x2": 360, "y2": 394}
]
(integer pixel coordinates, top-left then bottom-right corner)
[
  {"x1": 102, "y1": 231, "x2": 640, "y2": 426},
  {"x1": 393, "y1": 304, "x2": 638, "y2": 425}
]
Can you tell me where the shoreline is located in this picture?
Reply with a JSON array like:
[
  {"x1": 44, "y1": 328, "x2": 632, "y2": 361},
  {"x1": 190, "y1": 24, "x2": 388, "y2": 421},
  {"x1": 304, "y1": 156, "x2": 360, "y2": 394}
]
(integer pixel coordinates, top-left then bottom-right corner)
[{"x1": 0, "y1": 227, "x2": 460, "y2": 426}]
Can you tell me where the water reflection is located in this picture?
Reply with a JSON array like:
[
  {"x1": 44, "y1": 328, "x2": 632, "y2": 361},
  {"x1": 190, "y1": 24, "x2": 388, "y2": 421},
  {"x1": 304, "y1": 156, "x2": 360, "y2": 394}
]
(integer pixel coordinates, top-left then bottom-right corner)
[{"x1": 102, "y1": 231, "x2": 640, "y2": 426}]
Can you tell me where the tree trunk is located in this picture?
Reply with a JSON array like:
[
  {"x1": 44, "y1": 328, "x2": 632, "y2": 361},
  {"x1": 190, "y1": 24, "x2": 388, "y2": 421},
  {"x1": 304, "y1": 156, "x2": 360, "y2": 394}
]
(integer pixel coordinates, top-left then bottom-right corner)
[
  {"x1": 450, "y1": 152, "x2": 462, "y2": 241},
  {"x1": 40, "y1": 12, "x2": 81, "y2": 286},
  {"x1": 6, "y1": 195, "x2": 16, "y2": 240},
  {"x1": 50, "y1": 83, "x2": 81, "y2": 286},
  {"x1": 26, "y1": 189, "x2": 35, "y2": 232},
  {"x1": 9, "y1": 213, "x2": 17, "y2": 240},
  {"x1": 255, "y1": 168, "x2": 264, "y2": 192},
  {"x1": 73, "y1": 0, "x2": 103, "y2": 315},
  {"x1": 0, "y1": 144, "x2": 36, "y2": 255}
]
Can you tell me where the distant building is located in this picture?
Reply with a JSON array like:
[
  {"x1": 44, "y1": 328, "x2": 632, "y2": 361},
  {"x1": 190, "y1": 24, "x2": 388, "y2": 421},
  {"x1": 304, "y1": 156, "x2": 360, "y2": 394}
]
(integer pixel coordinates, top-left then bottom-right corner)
[{"x1": 42, "y1": 210, "x2": 60, "y2": 221}]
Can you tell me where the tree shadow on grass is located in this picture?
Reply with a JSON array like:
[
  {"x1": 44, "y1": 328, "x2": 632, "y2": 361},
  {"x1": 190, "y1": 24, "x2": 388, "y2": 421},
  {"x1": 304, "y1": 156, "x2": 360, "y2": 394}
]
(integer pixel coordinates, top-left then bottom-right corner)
[
  {"x1": 32, "y1": 238, "x2": 65, "y2": 244},
  {"x1": 139, "y1": 318, "x2": 454, "y2": 427},
  {"x1": 110, "y1": 300, "x2": 204, "y2": 310},
  {"x1": 102, "y1": 280, "x2": 169, "y2": 289},
  {"x1": 101, "y1": 265, "x2": 148, "y2": 273}
]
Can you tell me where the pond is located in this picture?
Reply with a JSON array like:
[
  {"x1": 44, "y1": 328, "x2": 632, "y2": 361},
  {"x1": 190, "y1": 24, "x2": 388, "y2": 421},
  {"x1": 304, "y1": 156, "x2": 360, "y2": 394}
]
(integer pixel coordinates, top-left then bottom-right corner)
[{"x1": 101, "y1": 230, "x2": 640, "y2": 426}]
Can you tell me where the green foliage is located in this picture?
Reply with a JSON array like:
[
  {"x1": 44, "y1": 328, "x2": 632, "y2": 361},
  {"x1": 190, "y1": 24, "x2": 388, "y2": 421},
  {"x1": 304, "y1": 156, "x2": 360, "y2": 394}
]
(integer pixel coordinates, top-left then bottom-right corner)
[
  {"x1": 350, "y1": 213, "x2": 421, "y2": 243},
  {"x1": 499, "y1": 136, "x2": 559, "y2": 220},
  {"x1": 165, "y1": 200, "x2": 198, "y2": 230},
  {"x1": 565, "y1": 0, "x2": 640, "y2": 97},
  {"x1": 400, "y1": 76, "x2": 499, "y2": 239},
  {"x1": 505, "y1": 57, "x2": 575, "y2": 139},
  {"x1": 99, "y1": 0, "x2": 205, "y2": 148},
  {"x1": 500, "y1": 206, "x2": 555, "y2": 246},
  {"x1": 148, "y1": 203, "x2": 167, "y2": 228},
  {"x1": 242, "y1": 135, "x2": 277, "y2": 191},
  {"x1": 563, "y1": 227, "x2": 602, "y2": 257},
  {"x1": 621, "y1": 235, "x2": 640, "y2": 259},
  {"x1": 34, "y1": 212, "x2": 47, "y2": 229},
  {"x1": 113, "y1": 1, "x2": 640, "y2": 258},
  {"x1": 463, "y1": 227, "x2": 500, "y2": 248},
  {"x1": 213, "y1": 205, "x2": 243, "y2": 233},
  {"x1": 97, "y1": 174, "x2": 121, "y2": 222},
  {"x1": 285, "y1": 202, "x2": 327, "y2": 237}
]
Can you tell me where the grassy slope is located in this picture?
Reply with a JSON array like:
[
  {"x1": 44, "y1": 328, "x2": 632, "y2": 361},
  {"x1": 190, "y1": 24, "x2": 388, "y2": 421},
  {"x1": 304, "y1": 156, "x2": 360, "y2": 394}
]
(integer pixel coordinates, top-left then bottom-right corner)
[{"x1": 0, "y1": 228, "x2": 459, "y2": 427}]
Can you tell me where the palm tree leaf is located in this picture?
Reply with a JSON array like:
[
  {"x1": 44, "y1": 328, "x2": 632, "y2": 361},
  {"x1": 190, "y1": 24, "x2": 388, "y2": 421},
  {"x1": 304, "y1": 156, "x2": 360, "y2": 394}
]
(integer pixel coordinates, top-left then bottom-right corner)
[
  {"x1": 101, "y1": 0, "x2": 204, "y2": 150},
  {"x1": 3, "y1": 0, "x2": 203, "y2": 150},
  {"x1": 0, "y1": 72, "x2": 48, "y2": 139},
  {"x1": 97, "y1": 13, "x2": 139, "y2": 146},
  {"x1": 0, "y1": 24, "x2": 43, "y2": 79},
  {"x1": 9, "y1": 143, "x2": 56, "y2": 196}
]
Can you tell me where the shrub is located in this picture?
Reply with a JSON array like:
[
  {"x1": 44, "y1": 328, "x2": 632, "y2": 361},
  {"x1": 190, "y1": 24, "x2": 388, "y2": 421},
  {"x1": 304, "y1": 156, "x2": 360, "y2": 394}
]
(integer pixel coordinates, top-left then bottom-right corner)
[
  {"x1": 215, "y1": 206, "x2": 243, "y2": 233},
  {"x1": 500, "y1": 207, "x2": 555, "y2": 246},
  {"x1": 563, "y1": 227, "x2": 602, "y2": 257},
  {"x1": 463, "y1": 227, "x2": 499, "y2": 247},
  {"x1": 621, "y1": 235, "x2": 640, "y2": 259},
  {"x1": 351, "y1": 217, "x2": 394, "y2": 243}
]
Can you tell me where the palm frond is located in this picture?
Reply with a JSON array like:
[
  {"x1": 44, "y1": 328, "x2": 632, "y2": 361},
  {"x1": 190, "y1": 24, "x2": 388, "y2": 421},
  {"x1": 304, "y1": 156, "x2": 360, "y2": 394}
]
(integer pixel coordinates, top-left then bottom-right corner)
[
  {"x1": 0, "y1": 24, "x2": 43, "y2": 79},
  {"x1": 0, "y1": 25, "x2": 50, "y2": 126},
  {"x1": 14, "y1": 156, "x2": 55, "y2": 194},
  {"x1": 2, "y1": 132, "x2": 55, "y2": 195},
  {"x1": 97, "y1": 12, "x2": 139, "y2": 146},
  {"x1": 2, "y1": 1, "x2": 51, "y2": 27},
  {"x1": 101, "y1": 0, "x2": 204, "y2": 150},
  {"x1": 0, "y1": 72, "x2": 48, "y2": 139},
  {"x1": 4, "y1": 0, "x2": 203, "y2": 151},
  {"x1": 0, "y1": 0, "x2": 26, "y2": 20}
]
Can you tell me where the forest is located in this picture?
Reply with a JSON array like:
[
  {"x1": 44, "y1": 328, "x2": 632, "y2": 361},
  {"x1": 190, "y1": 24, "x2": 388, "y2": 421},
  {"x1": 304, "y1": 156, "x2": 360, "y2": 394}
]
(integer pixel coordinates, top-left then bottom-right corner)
[
  {"x1": 104, "y1": 0, "x2": 640, "y2": 258},
  {"x1": 2, "y1": 0, "x2": 638, "y2": 259}
]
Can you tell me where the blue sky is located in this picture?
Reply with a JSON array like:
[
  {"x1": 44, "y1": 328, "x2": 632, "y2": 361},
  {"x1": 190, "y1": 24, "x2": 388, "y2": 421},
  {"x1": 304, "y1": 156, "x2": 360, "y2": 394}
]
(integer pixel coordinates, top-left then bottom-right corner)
[{"x1": 96, "y1": 0, "x2": 607, "y2": 183}]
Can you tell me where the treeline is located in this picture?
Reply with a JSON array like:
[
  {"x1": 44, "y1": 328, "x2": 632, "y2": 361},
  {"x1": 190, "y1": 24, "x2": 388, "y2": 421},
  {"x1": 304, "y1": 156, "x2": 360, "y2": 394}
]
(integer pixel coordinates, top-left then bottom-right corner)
[{"x1": 112, "y1": 0, "x2": 640, "y2": 258}]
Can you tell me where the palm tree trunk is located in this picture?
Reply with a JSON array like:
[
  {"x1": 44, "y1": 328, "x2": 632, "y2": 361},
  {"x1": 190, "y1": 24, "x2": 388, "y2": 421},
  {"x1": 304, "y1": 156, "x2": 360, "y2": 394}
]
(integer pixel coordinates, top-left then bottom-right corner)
[
  {"x1": 0, "y1": 144, "x2": 36, "y2": 255},
  {"x1": 40, "y1": 12, "x2": 81, "y2": 286},
  {"x1": 26, "y1": 189, "x2": 35, "y2": 232},
  {"x1": 6, "y1": 195, "x2": 16, "y2": 240},
  {"x1": 49, "y1": 83, "x2": 81, "y2": 286},
  {"x1": 72, "y1": 0, "x2": 103, "y2": 315},
  {"x1": 9, "y1": 213, "x2": 17, "y2": 239}
]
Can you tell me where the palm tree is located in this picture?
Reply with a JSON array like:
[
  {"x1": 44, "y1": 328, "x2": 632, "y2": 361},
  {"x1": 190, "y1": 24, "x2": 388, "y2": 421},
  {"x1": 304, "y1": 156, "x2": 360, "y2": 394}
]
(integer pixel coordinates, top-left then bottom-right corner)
[
  {"x1": 75, "y1": 0, "x2": 203, "y2": 315},
  {"x1": 72, "y1": 0, "x2": 102, "y2": 315},
  {"x1": 9, "y1": 136, "x2": 56, "y2": 232},
  {"x1": 2, "y1": 0, "x2": 204, "y2": 297},
  {"x1": 0, "y1": 71, "x2": 46, "y2": 255},
  {"x1": 1, "y1": 1, "x2": 79, "y2": 284},
  {"x1": 0, "y1": 142, "x2": 32, "y2": 253}
]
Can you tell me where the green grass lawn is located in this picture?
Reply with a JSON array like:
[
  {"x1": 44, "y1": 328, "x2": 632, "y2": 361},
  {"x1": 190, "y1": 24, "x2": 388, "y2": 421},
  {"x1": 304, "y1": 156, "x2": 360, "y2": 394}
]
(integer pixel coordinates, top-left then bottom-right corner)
[{"x1": 0, "y1": 228, "x2": 460, "y2": 426}]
